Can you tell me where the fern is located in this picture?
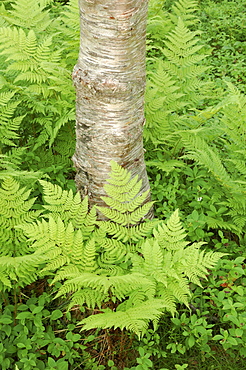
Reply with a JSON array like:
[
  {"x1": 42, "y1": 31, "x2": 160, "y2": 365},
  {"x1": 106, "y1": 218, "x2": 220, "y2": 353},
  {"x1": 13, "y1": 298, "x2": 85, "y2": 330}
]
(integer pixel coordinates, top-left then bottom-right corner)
[
  {"x1": 0, "y1": 177, "x2": 44, "y2": 290},
  {"x1": 146, "y1": 0, "x2": 199, "y2": 60},
  {"x1": 0, "y1": 90, "x2": 42, "y2": 178},
  {"x1": 0, "y1": 27, "x2": 59, "y2": 94},
  {"x1": 0, "y1": 0, "x2": 54, "y2": 31},
  {"x1": 179, "y1": 84, "x2": 246, "y2": 233},
  {"x1": 55, "y1": 273, "x2": 154, "y2": 301},
  {"x1": 96, "y1": 161, "x2": 156, "y2": 268},
  {"x1": 14, "y1": 162, "x2": 226, "y2": 336},
  {"x1": 17, "y1": 179, "x2": 101, "y2": 279},
  {"x1": 0, "y1": 91, "x2": 24, "y2": 148},
  {"x1": 39, "y1": 180, "x2": 97, "y2": 234},
  {"x1": 19, "y1": 163, "x2": 156, "y2": 283},
  {"x1": 78, "y1": 208, "x2": 223, "y2": 336},
  {"x1": 170, "y1": 0, "x2": 199, "y2": 27},
  {"x1": 0, "y1": 177, "x2": 41, "y2": 257},
  {"x1": 145, "y1": 11, "x2": 210, "y2": 146},
  {"x1": 59, "y1": 0, "x2": 80, "y2": 66},
  {"x1": 153, "y1": 209, "x2": 189, "y2": 250},
  {"x1": 80, "y1": 300, "x2": 167, "y2": 338},
  {"x1": 0, "y1": 91, "x2": 38, "y2": 180},
  {"x1": 0, "y1": 253, "x2": 45, "y2": 291},
  {"x1": 27, "y1": 163, "x2": 224, "y2": 337},
  {"x1": 98, "y1": 161, "x2": 154, "y2": 225},
  {"x1": 131, "y1": 211, "x2": 224, "y2": 311},
  {"x1": 0, "y1": 0, "x2": 76, "y2": 180},
  {"x1": 96, "y1": 221, "x2": 155, "y2": 243},
  {"x1": 180, "y1": 133, "x2": 235, "y2": 189},
  {"x1": 19, "y1": 216, "x2": 94, "y2": 276},
  {"x1": 147, "y1": 0, "x2": 173, "y2": 49}
]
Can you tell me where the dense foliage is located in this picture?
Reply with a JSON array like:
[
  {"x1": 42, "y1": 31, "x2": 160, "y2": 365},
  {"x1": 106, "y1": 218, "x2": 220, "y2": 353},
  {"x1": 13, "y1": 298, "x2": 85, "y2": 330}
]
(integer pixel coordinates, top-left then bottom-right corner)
[{"x1": 0, "y1": 0, "x2": 245, "y2": 369}]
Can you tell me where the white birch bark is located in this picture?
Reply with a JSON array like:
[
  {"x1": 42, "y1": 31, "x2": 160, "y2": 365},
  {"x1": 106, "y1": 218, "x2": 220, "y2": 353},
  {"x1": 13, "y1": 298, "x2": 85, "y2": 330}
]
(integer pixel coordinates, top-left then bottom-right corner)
[{"x1": 72, "y1": 0, "x2": 152, "y2": 215}]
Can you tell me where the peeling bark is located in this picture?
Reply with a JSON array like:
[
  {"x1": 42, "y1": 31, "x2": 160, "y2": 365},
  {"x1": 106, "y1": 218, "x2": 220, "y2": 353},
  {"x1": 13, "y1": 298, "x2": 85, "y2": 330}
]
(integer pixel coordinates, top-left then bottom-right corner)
[{"x1": 72, "y1": 0, "x2": 152, "y2": 216}]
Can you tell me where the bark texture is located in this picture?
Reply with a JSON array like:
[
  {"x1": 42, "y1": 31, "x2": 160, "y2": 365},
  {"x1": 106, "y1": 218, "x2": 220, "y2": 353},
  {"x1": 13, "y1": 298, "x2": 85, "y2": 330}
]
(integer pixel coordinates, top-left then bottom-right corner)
[{"x1": 72, "y1": 0, "x2": 152, "y2": 214}]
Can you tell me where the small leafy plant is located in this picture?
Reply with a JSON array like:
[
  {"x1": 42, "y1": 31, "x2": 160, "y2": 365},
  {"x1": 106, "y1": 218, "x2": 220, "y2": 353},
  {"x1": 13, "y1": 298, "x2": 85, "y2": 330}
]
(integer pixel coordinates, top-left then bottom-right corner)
[{"x1": 0, "y1": 288, "x2": 87, "y2": 370}]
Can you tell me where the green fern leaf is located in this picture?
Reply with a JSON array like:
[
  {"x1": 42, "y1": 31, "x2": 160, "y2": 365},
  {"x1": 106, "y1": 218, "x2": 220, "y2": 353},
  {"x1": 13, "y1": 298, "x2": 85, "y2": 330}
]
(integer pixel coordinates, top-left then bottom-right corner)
[
  {"x1": 0, "y1": 253, "x2": 45, "y2": 289},
  {"x1": 79, "y1": 299, "x2": 168, "y2": 338},
  {"x1": 0, "y1": 177, "x2": 41, "y2": 257}
]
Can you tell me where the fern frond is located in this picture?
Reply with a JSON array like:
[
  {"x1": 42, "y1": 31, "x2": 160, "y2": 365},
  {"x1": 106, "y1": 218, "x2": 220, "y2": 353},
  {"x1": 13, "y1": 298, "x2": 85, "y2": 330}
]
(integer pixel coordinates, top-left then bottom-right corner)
[
  {"x1": 36, "y1": 163, "x2": 226, "y2": 338},
  {"x1": 68, "y1": 288, "x2": 107, "y2": 310},
  {"x1": 0, "y1": 252, "x2": 45, "y2": 290},
  {"x1": 79, "y1": 299, "x2": 168, "y2": 338},
  {"x1": 180, "y1": 132, "x2": 236, "y2": 189},
  {"x1": 59, "y1": 0, "x2": 80, "y2": 63},
  {"x1": 80, "y1": 207, "x2": 97, "y2": 239},
  {"x1": 0, "y1": 272, "x2": 12, "y2": 291},
  {"x1": 99, "y1": 238, "x2": 129, "y2": 264},
  {"x1": 41, "y1": 180, "x2": 81, "y2": 213},
  {"x1": 40, "y1": 180, "x2": 97, "y2": 236},
  {"x1": 0, "y1": 91, "x2": 24, "y2": 147},
  {"x1": 97, "y1": 220, "x2": 156, "y2": 245},
  {"x1": 97, "y1": 161, "x2": 153, "y2": 226},
  {"x1": 80, "y1": 237, "x2": 97, "y2": 272},
  {"x1": 227, "y1": 159, "x2": 246, "y2": 177},
  {"x1": 144, "y1": 4, "x2": 209, "y2": 146},
  {"x1": 140, "y1": 240, "x2": 164, "y2": 276},
  {"x1": 179, "y1": 244, "x2": 225, "y2": 285},
  {"x1": 198, "y1": 249, "x2": 225, "y2": 271},
  {"x1": 95, "y1": 264, "x2": 126, "y2": 277},
  {"x1": 165, "y1": 278, "x2": 190, "y2": 306},
  {"x1": 51, "y1": 265, "x2": 83, "y2": 285},
  {"x1": 205, "y1": 217, "x2": 240, "y2": 233},
  {"x1": 0, "y1": 177, "x2": 41, "y2": 256},
  {"x1": 101, "y1": 190, "x2": 150, "y2": 213},
  {"x1": 117, "y1": 290, "x2": 147, "y2": 311},
  {"x1": 41, "y1": 256, "x2": 69, "y2": 275},
  {"x1": 171, "y1": 0, "x2": 199, "y2": 27},
  {"x1": 153, "y1": 210, "x2": 188, "y2": 250},
  {"x1": 104, "y1": 176, "x2": 141, "y2": 201},
  {"x1": 98, "y1": 203, "x2": 153, "y2": 226},
  {"x1": 1, "y1": 0, "x2": 54, "y2": 31},
  {"x1": 19, "y1": 216, "x2": 88, "y2": 275},
  {"x1": 55, "y1": 273, "x2": 154, "y2": 302}
]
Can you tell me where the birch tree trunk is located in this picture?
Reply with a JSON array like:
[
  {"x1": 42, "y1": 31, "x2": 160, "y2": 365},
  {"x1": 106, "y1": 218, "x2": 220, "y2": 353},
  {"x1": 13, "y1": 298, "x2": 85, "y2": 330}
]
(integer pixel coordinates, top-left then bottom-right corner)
[{"x1": 72, "y1": 0, "x2": 152, "y2": 215}]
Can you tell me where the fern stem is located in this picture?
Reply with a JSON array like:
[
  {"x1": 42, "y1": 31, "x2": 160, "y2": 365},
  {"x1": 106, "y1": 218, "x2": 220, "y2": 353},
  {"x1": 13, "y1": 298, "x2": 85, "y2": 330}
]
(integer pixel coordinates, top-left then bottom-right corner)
[
  {"x1": 13, "y1": 284, "x2": 19, "y2": 326},
  {"x1": 0, "y1": 292, "x2": 9, "y2": 307}
]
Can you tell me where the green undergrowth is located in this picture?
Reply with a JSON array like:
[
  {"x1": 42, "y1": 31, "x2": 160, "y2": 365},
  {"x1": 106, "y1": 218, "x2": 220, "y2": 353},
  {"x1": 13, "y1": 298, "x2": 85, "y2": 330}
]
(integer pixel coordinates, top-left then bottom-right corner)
[
  {"x1": 0, "y1": 0, "x2": 245, "y2": 369},
  {"x1": 198, "y1": 0, "x2": 246, "y2": 93},
  {"x1": 0, "y1": 162, "x2": 245, "y2": 370}
]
